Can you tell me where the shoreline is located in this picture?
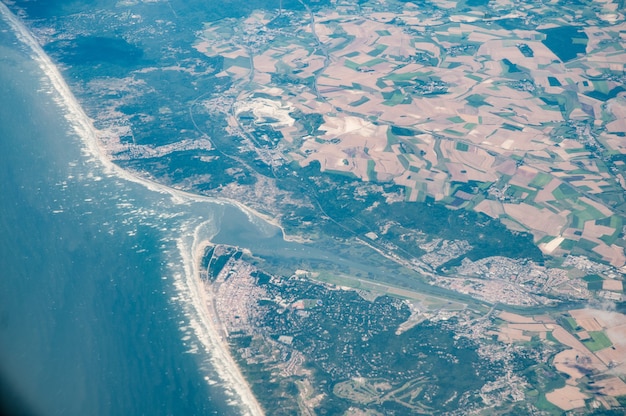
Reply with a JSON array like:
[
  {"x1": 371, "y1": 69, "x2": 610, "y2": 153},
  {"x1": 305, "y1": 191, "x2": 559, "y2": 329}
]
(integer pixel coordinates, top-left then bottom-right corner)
[
  {"x1": 176, "y1": 225, "x2": 264, "y2": 416},
  {"x1": 0, "y1": 4, "x2": 264, "y2": 415},
  {"x1": 0, "y1": 3, "x2": 295, "y2": 243}
]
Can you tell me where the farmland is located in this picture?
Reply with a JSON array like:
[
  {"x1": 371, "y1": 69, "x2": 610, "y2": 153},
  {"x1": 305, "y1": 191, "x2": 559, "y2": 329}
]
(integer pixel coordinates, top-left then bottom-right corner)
[
  {"x1": 190, "y1": 3, "x2": 626, "y2": 409},
  {"x1": 195, "y1": 0, "x2": 626, "y2": 269}
]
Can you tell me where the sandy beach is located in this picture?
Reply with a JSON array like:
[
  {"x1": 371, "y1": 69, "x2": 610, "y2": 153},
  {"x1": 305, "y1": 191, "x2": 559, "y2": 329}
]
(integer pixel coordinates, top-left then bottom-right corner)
[
  {"x1": 0, "y1": 4, "x2": 264, "y2": 415},
  {"x1": 176, "y1": 225, "x2": 264, "y2": 416}
]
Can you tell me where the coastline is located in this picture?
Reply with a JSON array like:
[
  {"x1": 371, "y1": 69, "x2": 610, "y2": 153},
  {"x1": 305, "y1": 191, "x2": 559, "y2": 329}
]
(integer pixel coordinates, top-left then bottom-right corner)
[
  {"x1": 0, "y1": 4, "x2": 264, "y2": 415},
  {"x1": 0, "y1": 2, "x2": 293, "y2": 243},
  {"x1": 176, "y1": 224, "x2": 264, "y2": 416}
]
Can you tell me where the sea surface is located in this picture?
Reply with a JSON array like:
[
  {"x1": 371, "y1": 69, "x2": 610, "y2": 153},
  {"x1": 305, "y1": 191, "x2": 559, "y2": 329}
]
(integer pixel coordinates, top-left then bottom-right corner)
[
  {"x1": 0, "y1": 14, "x2": 387, "y2": 411},
  {"x1": 0, "y1": 12, "x2": 256, "y2": 416},
  {"x1": 0, "y1": 3, "x2": 473, "y2": 414}
]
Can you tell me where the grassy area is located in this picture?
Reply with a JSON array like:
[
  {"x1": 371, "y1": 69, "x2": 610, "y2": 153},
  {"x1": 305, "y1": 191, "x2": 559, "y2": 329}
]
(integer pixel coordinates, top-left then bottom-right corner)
[
  {"x1": 600, "y1": 223, "x2": 622, "y2": 245},
  {"x1": 501, "y1": 122, "x2": 524, "y2": 131},
  {"x1": 548, "y1": 76, "x2": 561, "y2": 86},
  {"x1": 583, "y1": 331, "x2": 612, "y2": 352},
  {"x1": 456, "y1": 142, "x2": 469, "y2": 151},
  {"x1": 576, "y1": 201, "x2": 606, "y2": 221},
  {"x1": 565, "y1": 317, "x2": 579, "y2": 331},
  {"x1": 596, "y1": 215, "x2": 622, "y2": 229},
  {"x1": 551, "y1": 183, "x2": 579, "y2": 200},
  {"x1": 349, "y1": 96, "x2": 370, "y2": 107},
  {"x1": 447, "y1": 116, "x2": 465, "y2": 123},
  {"x1": 367, "y1": 160, "x2": 377, "y2": 181},
  {"x1": 385, "y1": 71, "x2": 432, "y2": 82},
  {"x1": 524, "y1": 363, "x2": 567, "y2": 415},
  {"x1": 324, "y1": 169, "x2": 358, "y2": 179},
  {"x1": 583, "y1": 274, "x2": 603, "y2": 282},
  {"x1": 397, "y1": 154, "x2": 410, "y2": 169},
  {"x1": 363, "y1": 57, "x2": 386, "y2": 67},
  {"x1": 382, "y1": 90, "x2": 406, "y2": 106},
  {"x1": 344, "y1": 59, "x2": 360, "y2": 70},
  {"x1": 465, "y1": 74, "x2": 483, "y2": 82},
  {"x1": 528, "y1": 173, "x2": 553, "y2": 189},
  {"x1": 546, "y1": 331, "x2": 559, "y2": 344},
  {"x1": 466, "y1": 93, "x2": 490, "y2": 107},
  {"x1": 558, "y1": 315, "x2": 579, "y2": 332},
  {"x1": 534, "y1": 393, "x2": 562, "y2": 415},
  {"x1": 443, "y1": 129, "x2": 464, "y2": 137},
  {"x1": 312, "y1": 271, "x2": 467, "y2": 310},
  {"x1": 575, "y1": 238, "x2": 599, "y2": 252},
  {"x1": 367, "y1": 44, "x2": 388, "y2": 56},
  {"x1": 564, "y1": 147, "x2": 589, "y2": 154},
  {"x1": 224, "y1": 55, "x2": 251, "y2": 69}
]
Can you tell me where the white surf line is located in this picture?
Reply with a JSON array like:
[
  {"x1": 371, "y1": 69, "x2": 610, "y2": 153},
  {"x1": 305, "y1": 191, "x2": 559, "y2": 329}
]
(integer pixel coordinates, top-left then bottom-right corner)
[
  {"x1": 3, "y1": 1, "x2": 300, "y2": 246},
  {"x1": 0, "y1": 2, "x2": 286, "y2": 240},
  {"x1": 175, "y1": 222, "x2": 264, "y2": 416},
  {"x1": 0, "y1": 4, "x2": 264, "y2": 415}
]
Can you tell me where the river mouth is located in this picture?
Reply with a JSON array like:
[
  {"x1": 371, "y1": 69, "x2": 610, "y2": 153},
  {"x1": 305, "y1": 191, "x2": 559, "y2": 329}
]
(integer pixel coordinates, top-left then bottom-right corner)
[{"x1": 0, "y1": 5, "x2": 259, "y2": 415}]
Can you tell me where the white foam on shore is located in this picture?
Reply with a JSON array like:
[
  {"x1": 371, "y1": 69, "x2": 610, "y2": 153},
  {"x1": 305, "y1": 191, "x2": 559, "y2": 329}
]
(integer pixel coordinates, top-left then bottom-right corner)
[
  {"x1": 0, "y1": 3, "x2": 283, "y2": 233},
  {"x1": 0, "y1": 4, "x2": 264, "y2": 415},
  {"x1": 173, "y1": 220, "x2": 264, "y2": 415}
]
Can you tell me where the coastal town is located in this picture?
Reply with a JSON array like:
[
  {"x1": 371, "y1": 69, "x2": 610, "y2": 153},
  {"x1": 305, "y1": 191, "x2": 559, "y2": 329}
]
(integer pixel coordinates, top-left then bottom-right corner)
[
  {"x1": 11, "y1": 0, "x2": 626, "y2": 413},
  {"x1": 199, "y1": 240, "x2": 626, "y2": 414}
]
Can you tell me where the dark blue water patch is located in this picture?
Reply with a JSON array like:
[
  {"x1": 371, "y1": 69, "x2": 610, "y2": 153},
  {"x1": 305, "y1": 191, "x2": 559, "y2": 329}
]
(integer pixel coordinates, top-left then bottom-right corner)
[{"x1": 540, "y1": 26, "x2": 588, "y2": 62}]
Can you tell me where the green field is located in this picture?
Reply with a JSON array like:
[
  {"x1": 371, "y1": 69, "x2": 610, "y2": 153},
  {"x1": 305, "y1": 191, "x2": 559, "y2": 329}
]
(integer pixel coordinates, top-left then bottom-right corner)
[
  {"x1": 224, "y1": 55, "x2": 251, "y2": 69},
  {"x1": 344, "y1": 59, "x2": 360, "y2": 70},
  {"x1": 367, "y1": 44, "x2": 388, "y2": 57},
  {"x1": 528, "y1": 173, "x2": 553, "y2": 189},
  {"x1": 598, "y1": 216, "x2": 622, "y2": 245},
  {"x1": 447, "y1": 116, "x2": 465, "y2": 123},
  {"x1": 583, "y1": 274, "x2": 603, "y2": 282},
  {"x1": 551, "y1": 183, "x2": 579, "y2": 200},
  {"x1": 349, "y1": 96, "x2": 370, "y2": 107},
  {"x1": 583, "y1": 331, "x2": 612, "y2": 352},
  {"x1": 561, "y1": 316, "x2": 580, "y2": 332},
  {"x1": 312, "y1": 271, "x2": 467, "y2": 310},
  {"x1": 367, "y1": 159, "x2": 377, "y2": 181},
  {"x1": 443, "y1": 128, "x2": 464, "y2": 137},
  {"x1": 362, "y1": 57, "x2": 386, "y2": 67},
  {"x1": 456, "y1": 142, "x2": 469, "y2": 151},
  {"x1": 382, "y1": 90, "x2": 406, "y2": 106},
  {"x1": 466, "y1": 93, "x2": 490, "y2": 107},
  {"x1": 384, "y1": 71, "x2": 432, "y2": 82}
]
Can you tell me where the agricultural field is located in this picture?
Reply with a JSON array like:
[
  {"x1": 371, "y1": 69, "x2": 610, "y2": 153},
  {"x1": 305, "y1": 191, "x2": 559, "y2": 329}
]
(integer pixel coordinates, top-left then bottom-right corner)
[
  {"x1": 194, "y1": 0, "x2": 626, "y2": 269},
  {"x1": 495, "y1": 308, "x2": 626, "y2": 412}
]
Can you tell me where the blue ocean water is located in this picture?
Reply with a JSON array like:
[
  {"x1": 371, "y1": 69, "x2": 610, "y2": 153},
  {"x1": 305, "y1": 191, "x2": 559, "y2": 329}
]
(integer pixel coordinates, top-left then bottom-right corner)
[
  {"x1": 0, "y1": 4, "x2": 430, "y2": 414},
  {"x1": 0, "y1": 16, "x2": 239, "y2": 416}
]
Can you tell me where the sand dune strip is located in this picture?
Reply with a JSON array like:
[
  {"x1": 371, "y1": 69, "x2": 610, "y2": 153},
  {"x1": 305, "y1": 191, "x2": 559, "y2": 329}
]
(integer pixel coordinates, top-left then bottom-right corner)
[{"x1": 0, "y1": 4, "x2": 264, "y2": 415}]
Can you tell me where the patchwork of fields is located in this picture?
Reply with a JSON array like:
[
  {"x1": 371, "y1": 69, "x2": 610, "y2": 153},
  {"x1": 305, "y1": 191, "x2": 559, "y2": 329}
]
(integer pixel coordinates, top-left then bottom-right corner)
[{"x1": 196, "y1": 0, "x2": 626, "y2": 269}]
